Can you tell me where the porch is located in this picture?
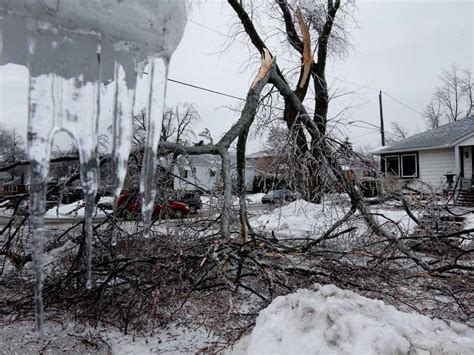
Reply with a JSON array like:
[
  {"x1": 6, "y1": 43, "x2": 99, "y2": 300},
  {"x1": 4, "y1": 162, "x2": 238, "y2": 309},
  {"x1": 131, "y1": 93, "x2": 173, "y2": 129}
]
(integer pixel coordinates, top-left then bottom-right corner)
[
  {"x1": 454, "y1": 144, "x2": 474, "y2": 205},
  {"x1": 455, "y1": 144, "x2": 474, "y2": 190}
]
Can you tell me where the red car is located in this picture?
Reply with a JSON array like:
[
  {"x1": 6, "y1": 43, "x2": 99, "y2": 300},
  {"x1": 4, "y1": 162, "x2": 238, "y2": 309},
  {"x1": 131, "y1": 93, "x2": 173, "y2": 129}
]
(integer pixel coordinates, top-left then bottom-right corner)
[{"x1": 117, "y1": 193, "x2": 191, "y2": 219}]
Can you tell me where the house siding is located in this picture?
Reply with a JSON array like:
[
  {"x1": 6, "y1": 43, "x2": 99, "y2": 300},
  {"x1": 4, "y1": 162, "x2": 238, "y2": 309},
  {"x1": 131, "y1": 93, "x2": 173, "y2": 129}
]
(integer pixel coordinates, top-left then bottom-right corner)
[{"x1": 418, "y1": 149, "x2": 454, "y2": 187}]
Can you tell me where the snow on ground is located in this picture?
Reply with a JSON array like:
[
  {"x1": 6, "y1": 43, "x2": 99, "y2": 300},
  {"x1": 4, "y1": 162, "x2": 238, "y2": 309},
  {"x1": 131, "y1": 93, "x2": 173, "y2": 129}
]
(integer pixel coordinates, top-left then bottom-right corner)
[
  {"x1": 98, "y1": 196, "x2": 114, "y2": 205},
  {"x1": 229, "y1": 284, "x2": 474, "y2": 355},
  {"x1": 201, "y1": 194, "x2": 264, "y2": 209},
  {"x1": 243, "y1": 193, "x2": 265, "y2": 205},
  {"x1": 0, "y1": 200, "x2": 9, "y2": 208},
  {"x1": 371, "y1": 207, "x2": 419, "y2": 234},
  {"x1": 251, "y1": 200, "x2": 348, "y2": 239},
  {"x1": 44, "y1": 201, "x2": 107, "y2": 219},
  {"x1": 0, "y1": 319, "x2": 218, "y2": 354},
  {"x1": 250, "y1": 199, "x2": 418, "y2": 240}
]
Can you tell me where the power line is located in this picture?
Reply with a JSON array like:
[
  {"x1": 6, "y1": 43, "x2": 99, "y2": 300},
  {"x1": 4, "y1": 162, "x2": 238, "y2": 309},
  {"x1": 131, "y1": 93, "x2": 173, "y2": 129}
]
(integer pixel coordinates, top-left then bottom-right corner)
[
  {"x1": 167, "y1": 78, "x2": 245, "y2": 102},
  {"x1": 346, "y1": 123, "x2": 396, "y2": 138},
  {"x1": 381, "y1": 91, "x2": 422, "y2": 115},
  {"x1": 167, "y1": 75, "x2": 398, "y2": 141},
  {"x1": 167, "y1": 77, "x2": 287, "y2": 113},
  {"x1": 188, "y1": 19, "x2": 236, "y2": 42}
]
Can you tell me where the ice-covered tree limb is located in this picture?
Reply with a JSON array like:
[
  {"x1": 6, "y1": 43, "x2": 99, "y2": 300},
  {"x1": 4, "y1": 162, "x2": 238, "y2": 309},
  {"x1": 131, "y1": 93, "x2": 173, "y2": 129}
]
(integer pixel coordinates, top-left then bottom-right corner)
[
  {"x1": 269, "y1": 65, "x2": 432, "y2": 272},
  {"x1": 235, "y1": 49, "x2": 273, "y2": 241}
]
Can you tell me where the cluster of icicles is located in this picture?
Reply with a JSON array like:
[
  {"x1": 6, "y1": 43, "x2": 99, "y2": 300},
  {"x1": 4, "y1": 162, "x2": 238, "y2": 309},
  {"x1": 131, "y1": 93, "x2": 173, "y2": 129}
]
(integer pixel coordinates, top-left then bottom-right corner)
[{"x1": 0, "y1": 0, "x2": 186, "y2": 337}]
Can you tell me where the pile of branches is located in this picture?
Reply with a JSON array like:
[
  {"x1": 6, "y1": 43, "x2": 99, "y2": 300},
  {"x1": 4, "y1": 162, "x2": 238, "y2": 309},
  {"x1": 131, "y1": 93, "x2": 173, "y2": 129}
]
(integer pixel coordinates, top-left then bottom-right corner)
[{"x1": 1, "y1": 197, "x2": 472, "y2": 349}]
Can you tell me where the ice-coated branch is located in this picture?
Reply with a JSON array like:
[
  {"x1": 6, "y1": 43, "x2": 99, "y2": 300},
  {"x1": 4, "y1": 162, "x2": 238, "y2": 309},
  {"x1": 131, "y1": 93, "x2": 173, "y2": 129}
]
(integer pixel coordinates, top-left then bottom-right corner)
[{"x1": 269, "y1": 65, "x2": 432, "y2": 272}]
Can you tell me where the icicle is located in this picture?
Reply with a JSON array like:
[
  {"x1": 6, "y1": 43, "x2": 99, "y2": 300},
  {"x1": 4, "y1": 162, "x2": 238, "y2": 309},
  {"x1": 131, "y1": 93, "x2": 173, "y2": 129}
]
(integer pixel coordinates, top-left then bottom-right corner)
[
  {"x1": 110, "y1": 50, "x2": 136, "y2": 245},
  {"x1": 26, "y1": 24, "x2": 101, "y2": 333},
  {"x1": 29, "y1": 163, "x2": 47, "y2": 339},
  {"x1": 139, "y1": 57, "x2": 168, "y2": 239},
  {"x1": 1, "y1": 0, "x2": 187, "y2": 337}
]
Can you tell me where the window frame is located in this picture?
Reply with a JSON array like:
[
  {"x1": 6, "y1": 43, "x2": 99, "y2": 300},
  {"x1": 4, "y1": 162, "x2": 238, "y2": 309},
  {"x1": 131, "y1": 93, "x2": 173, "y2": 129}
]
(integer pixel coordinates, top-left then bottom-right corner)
[
  {"x1": 401, "y1": 153, "x2": 417, "y2": 178},
  {"x1": 179, "y1": 168, "x2": 189, "y2": 179},
  {"x1": 381, "y1": 152, "x2": 419, "y2": 179},
  {"x1": 384, "y1": 155, "x2": 400, "y2": 176}
]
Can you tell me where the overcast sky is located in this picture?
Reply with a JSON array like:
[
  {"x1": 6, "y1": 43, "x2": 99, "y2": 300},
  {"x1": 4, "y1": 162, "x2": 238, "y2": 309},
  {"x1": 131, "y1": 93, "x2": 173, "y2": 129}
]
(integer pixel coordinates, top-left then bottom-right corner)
[{"x1": 0, "y1": 0, "x2": 472, "y2": 153}]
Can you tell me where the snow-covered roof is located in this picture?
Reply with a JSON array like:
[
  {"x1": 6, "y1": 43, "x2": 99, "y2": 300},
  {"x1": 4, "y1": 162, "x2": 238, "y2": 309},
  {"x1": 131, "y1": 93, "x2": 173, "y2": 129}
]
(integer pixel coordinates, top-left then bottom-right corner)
[{"x1": 373, "y1": 116, "x2": 474, "y2": 154}]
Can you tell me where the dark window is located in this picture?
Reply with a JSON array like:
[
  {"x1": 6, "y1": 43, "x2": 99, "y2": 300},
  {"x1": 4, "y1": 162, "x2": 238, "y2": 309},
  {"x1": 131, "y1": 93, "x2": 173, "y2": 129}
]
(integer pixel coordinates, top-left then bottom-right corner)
[
  {"x1": 180, "y1": 169, "x2": 188, "y2": 179},
  {"x1": 401, "y1": 154, "x2": 417, "y2": 177},
  {"x1": 385, "y1": 156, "x2": 400, "y2": 176},
  {"x1": 209, "y1": 169, "x2": 216, "y2": 177}
]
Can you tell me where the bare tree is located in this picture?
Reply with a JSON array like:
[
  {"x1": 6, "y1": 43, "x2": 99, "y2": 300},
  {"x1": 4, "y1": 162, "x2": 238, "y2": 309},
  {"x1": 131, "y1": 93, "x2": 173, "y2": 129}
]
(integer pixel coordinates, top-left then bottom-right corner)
[
  {"x1": 423, "y1": 96, "x2": 443, "y2": 129},
  {"x1": 423, "y1": 65, "x2": 473, "y2": 127},
  {"x1": 388, "y1": 122, "x2": 410, "y2": 143},
  {"x1": 161, "y1": 103, "x2": 199, "y2": 144},
  {"x1": 0, "y1": 125, "x2": 26, "y2": 179},
  {"x1": 226, "y1": 0, "x2": 357, "y2": 202}
]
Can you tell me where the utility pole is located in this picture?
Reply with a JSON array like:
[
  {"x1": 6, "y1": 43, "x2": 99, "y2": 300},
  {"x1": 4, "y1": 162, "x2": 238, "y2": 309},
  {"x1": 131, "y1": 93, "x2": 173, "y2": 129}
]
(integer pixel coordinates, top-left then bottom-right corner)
[{"x1": 379, "y1": 90, "x2": 386, "y2": 147}]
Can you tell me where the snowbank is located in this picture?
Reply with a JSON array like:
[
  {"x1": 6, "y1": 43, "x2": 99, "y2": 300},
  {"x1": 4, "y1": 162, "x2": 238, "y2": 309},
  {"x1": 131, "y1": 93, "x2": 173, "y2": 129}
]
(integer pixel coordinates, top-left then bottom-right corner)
[
  {"x1": 229, "y1": 284, "x2": 474, "y2": 355},
  {"x1": 250, "y1": 199, "x2": 418, "y2": 239},
  {"x1": 251, "y1": 200, "x2": 349, "y2": 239}
]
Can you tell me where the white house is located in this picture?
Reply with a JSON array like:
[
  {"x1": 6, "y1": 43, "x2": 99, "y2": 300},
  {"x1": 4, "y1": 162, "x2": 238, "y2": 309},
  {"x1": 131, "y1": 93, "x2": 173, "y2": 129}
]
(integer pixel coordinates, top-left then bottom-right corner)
[
  {"x1": 171, "y1": 154, "x2": 256, "y2": 192},
  {"x1": 373, "y1": 116, "x2": 474, "y2": 189}
]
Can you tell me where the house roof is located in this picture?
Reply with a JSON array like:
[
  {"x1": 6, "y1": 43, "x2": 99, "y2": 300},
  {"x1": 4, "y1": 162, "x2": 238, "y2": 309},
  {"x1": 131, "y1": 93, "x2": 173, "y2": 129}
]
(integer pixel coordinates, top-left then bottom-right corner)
[
  {"x1": 2, "y1": 176, "x2": 23, "y2": 186},
  {"x1": 373, "y1": 116, "x2": 474, "y2": 154}
]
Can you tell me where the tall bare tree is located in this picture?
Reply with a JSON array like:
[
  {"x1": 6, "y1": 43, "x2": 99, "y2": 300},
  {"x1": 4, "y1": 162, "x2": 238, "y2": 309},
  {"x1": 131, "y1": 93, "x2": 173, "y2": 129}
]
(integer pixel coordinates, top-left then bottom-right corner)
[
  {"x1": 227, "y1": 0, "x2": 356, "y2": 202},
  {"x1": 423, "y1": 65, "x2": 473, "y2": 128}
]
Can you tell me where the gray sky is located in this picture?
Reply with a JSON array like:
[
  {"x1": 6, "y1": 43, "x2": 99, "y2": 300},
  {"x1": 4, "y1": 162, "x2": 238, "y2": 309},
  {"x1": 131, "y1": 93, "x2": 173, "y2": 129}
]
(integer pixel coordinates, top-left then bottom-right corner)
[{"x1": 1, "y1": 0, "x2": 473, "y2": 153}]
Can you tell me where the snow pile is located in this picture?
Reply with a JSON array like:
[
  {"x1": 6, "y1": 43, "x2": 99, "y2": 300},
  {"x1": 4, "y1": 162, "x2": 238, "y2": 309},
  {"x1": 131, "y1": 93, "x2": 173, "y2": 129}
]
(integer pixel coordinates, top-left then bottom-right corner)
[
  {"x1": 251, "y1": 200, "x2": 348, "y2": 239},
  {"x1": 251, "y1": 199, "x2": 418, "y2": 239},
  {"x1": 229, "y1": 284, "x2": 474, "y2": 355},
  {"x1": 371, "y1": 207, "x2": 418, "y2": 234}
]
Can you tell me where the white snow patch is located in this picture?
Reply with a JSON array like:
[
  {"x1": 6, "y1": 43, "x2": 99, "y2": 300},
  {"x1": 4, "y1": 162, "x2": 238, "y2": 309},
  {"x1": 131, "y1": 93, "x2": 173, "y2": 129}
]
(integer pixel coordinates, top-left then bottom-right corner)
[
  {"x1": 251, "y1": 200, "x2": 349, "y2": 239},
  {"x1": 44, "y1": 201, "x2": 106, "y2": 219},
  {"x1": 371, "y1": 207, "x2": 419, "y2": 234},
  {"x1": 244, "y1": 193, "x2": 265, "y2": 205},
  {"x1": 250, "y1": 199, "x2": 418, "y2": 239},
  {"x1": 229, "y1": 284, "x2": 474, "y2": 355},
  {"x1": 98, "y1": 196, "x2": 114, "y2": 206}
]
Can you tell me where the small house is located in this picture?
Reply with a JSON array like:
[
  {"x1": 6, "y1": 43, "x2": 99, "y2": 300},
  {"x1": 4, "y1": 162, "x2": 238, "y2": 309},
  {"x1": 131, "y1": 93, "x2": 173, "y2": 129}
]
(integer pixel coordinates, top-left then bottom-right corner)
[{"x1": 373, "y1": 116, "x2": 474, "y2": 190}]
